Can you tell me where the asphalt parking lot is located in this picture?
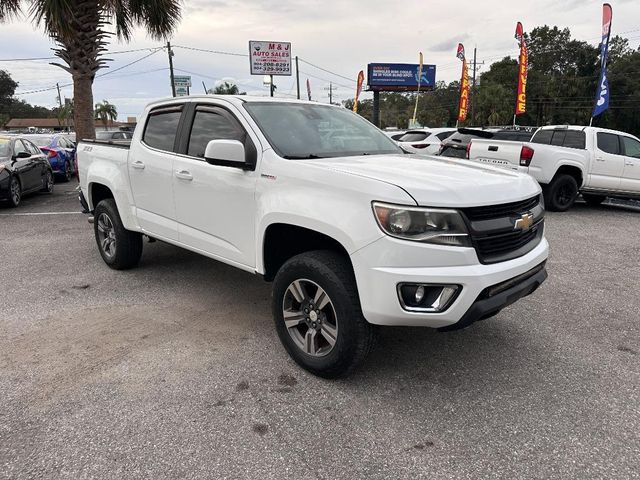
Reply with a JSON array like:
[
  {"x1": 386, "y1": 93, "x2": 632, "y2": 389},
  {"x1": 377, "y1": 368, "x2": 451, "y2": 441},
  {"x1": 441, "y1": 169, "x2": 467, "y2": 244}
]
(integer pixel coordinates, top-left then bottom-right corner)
[{"x1": 1, "y1": 182, "x2": 638, "y2": 479}]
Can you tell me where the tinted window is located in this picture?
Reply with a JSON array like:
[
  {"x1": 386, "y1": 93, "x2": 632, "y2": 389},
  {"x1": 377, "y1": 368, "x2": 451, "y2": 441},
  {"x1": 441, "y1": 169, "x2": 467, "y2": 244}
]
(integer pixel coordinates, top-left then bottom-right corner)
[
  {"x1": 187, "y1": 109, "x2": 245, "y2": 158},
  {"x1": 439, "y1": 145, "x2": 467, "y2": 158},
  {"x1": 492, "y1": 131, "x2": 534, "y2": 142},
  {"x1": 531, "y1": 130, "x2": 553, "y2": 145},
  {"x1": 436, "y1": 131, "x2": 455, "y2": 141},
  {"x1": 597, "y1": 133, "x2": 620, "y2": 155},
  {"x1": 143, "y1": 109, "x2": 182, "y2": 152},
  {"x1": 550, "y1": 130, "x2": 566, "y2": 146},
  {"x1": 622, "y1": 136, "x2": 640, "y2": 158},
  {"x1": 562, "y1": 131, "x2": 586, "y2": 149},
  {"x1": 24, "y1": 140, "x2": 41, "y2": 155},
  {"x1": 398, "y1": 132, "x2": 429, "y2": 142}
]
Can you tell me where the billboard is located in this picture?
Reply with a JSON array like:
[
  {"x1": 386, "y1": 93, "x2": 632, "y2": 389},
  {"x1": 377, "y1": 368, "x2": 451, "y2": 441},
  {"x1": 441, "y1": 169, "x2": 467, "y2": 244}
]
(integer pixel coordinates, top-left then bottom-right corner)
[
  {"x1": 249, "y1": 41, "x2": 292, "y2": 76},
  {"x1": 367, "y1": 63, "x2": 436, "y2": 91}
]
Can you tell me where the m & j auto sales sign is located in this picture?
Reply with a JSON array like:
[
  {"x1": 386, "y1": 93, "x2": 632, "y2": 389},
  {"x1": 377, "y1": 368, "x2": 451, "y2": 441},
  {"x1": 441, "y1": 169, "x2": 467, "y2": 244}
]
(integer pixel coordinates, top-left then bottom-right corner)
[{"x1": 249, "y1": 41, "x2": 292, "y2": 76}]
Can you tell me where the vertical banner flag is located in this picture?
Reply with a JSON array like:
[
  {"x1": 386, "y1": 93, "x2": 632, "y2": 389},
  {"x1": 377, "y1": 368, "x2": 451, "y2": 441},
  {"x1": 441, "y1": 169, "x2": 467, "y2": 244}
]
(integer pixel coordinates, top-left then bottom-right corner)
[
  {"x1": 306, "y1": 78, "x2": 312, "y2": 101},
  {"x1": 593, "y1": 3, "x2": 613, "y2": 118},
  {"x1": 457, "y1": 43, "x2": 469, "y2": 122},
  {"x1": 515, "y1": 22, "x2": 528, "y2": 116},
  {"x1": 353, "y1": 70, "x2": 365, "y2": 113},
  {"x1": 412, "y1": 52, "x2": 424, "y2": 124}
]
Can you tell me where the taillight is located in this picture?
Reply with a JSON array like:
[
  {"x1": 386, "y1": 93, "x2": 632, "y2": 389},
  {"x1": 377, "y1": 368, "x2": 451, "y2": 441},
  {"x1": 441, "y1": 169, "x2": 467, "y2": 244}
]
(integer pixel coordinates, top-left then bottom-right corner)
[
  {"x1": 465, "y1": 142, "x2": 472, "y2": 159},
  {"x1": 42, "y1": 148, "x2": 57, "y2": 159},
  {"x1": 519, "y1": 146, "x2": 534, "y2": 166},
  {"x1": 412, "y1": 144, "x2": 429, "y2": 149}
]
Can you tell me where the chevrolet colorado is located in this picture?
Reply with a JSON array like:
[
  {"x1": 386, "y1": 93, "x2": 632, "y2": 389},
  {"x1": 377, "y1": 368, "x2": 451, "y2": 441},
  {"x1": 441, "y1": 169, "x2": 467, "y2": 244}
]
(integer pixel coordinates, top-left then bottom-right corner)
[{"x1": 78, "y1": 96, "x2": 548, "y2": 377}]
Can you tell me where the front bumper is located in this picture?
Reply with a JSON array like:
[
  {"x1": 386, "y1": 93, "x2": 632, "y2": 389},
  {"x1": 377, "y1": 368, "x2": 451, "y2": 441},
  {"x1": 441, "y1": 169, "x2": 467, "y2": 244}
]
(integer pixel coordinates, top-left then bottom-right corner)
[{"x1": 351, "y1": 235, "x2": 549, "y2": 328}]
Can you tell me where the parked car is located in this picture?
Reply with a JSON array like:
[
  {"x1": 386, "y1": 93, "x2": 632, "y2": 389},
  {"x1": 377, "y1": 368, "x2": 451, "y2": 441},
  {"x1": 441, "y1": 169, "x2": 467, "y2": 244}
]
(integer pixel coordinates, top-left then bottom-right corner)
[
  {"x1": 95, "y1": 131, "x2": 132, "y2": 142},
  {"x1": 0, "y1": 135, "x2": 54, "y2": 207},
  {"x1": 78, "y1": 96, "x2": 548, "y2": 377},
  {"x1": 397, "y1": 128, "x2": 457, "y2": 155},
  {"x1": 467, "y1": 125, "x2": 640, "y2": 211},
  {"x1": 439, "y1": 128, "x2": 536, "y2": 159},
  {"x1": 24, "y1": 134, "x2": 77, "y2": 182},
  {"x1": 382, "y1": 129, "x2": 408, "y2": 142}
]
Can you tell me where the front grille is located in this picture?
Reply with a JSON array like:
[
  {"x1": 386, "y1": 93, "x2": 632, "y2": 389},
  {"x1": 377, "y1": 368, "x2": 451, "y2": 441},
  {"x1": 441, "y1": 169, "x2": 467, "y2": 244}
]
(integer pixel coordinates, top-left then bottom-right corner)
[
  {"x1": 460, "y1": 195, "x2": 544, "y2": 264},
  {"x1": 463, "y1": 195, "x2": 540, "y2": 221}
]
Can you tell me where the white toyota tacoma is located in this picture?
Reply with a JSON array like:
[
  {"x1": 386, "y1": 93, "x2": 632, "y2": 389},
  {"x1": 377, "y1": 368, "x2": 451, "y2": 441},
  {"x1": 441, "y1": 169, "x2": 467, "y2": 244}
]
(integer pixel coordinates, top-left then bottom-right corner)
[
  {"x1": 467, "y1": 125, "x2": 640, "y2": 211},
  {"x1": 78, "y1": 96, "x2": 548, "y2": 377}
]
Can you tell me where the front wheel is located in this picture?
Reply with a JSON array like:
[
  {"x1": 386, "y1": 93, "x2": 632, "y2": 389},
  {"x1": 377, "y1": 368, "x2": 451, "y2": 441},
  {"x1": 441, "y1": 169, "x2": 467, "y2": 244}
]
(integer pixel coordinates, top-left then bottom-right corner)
[
  {"x1": 8, "y1": 176, "x2": 21, "y2": 207},
  {"x1": 543, "y1": 174, "x2": 578, "y2": 212},
  {"x1": 272, "y1": 250, "x2": 376, "y2": 378},
  {"x1": 41, "y1": 170, "x2": 54, "y2": 193},
  {"x1": 94, "y1": 198, "x2": 143, "y2": 270}
]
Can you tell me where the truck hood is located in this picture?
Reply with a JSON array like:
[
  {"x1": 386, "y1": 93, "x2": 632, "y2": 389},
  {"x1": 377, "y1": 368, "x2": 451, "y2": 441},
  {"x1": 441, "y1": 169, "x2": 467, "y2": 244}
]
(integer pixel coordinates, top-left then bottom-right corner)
[{"x1": 305, "y1": 154, "x2": 540, "y2": 207}]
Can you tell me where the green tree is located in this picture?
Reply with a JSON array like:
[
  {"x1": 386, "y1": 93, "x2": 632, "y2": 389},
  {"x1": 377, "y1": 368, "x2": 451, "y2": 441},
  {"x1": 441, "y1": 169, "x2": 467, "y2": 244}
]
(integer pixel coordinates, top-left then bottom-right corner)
[
  {"x1": 94, "y1": 100, "x2": 117, "y2": 130},
  {"x1": 0, "y1": 0, "x2": 182, "y2": 140},
  {"x1": 209, "y1": 81, "x2": 245, "y2": 95},
  {"x1": 57, "y1": 100, "x2": 74, "y2": 131}
]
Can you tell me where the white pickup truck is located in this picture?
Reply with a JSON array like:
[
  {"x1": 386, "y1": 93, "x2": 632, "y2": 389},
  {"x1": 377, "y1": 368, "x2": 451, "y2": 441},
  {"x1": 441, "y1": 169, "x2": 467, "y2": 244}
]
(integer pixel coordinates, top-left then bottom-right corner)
[
  {"x1": 77, "y1": 96, "x2": 548, "y2": 377},
  {"x1": 467, "y1": 125, "x2": 640, "y2": 211}
]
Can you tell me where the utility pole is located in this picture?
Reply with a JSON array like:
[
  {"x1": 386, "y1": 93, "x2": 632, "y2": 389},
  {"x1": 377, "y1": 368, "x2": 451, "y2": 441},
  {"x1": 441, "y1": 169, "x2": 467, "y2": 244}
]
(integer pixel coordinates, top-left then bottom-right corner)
[
  {"x1": 324, "y1": 82, "x2": 336, "y2": 104},
  {"x1": 295, "y1": 56, "x2": 300, "y2": 100},
  {"x1": 167, "y1": 41, "x2": 176, "y2": 97},
  {"x1": 55, "y1": 83, "x2": 63, "y2": 109},
  {"x1": 270, "y1": 74, "x2": 274, "y2": 97},
  {"x1": 470, "y1": 47, "x2": 484, "y2": 124},
  {"x1": 202, "y1": 81, "x2": 208, "y2": 94}
]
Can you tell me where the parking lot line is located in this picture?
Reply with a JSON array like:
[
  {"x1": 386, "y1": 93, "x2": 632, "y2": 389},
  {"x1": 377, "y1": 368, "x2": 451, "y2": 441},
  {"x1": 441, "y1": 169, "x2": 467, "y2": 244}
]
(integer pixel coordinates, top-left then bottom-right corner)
[{"x1": 0, "y1": 211, "x2": 83, "y2": 216}]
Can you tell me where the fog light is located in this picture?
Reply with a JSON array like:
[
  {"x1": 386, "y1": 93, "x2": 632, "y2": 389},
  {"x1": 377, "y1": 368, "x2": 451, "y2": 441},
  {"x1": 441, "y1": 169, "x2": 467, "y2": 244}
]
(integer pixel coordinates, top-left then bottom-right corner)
[{"x1": 397, "y1": 283, "x2": 461, "y2": 312}]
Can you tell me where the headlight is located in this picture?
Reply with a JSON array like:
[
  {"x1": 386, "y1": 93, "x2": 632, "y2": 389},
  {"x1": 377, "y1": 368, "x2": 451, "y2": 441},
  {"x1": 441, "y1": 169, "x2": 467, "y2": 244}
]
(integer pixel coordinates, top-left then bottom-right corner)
[{"x1": 372, "y1": 202, "x2": 471, "y2": 247}]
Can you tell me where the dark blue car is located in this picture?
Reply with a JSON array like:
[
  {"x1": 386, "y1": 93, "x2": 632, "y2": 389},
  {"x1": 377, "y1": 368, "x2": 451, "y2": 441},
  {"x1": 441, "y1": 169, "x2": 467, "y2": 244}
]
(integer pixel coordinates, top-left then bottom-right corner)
[{"x1": 24, "y1": 134, "x2": 77, "y2": 182}]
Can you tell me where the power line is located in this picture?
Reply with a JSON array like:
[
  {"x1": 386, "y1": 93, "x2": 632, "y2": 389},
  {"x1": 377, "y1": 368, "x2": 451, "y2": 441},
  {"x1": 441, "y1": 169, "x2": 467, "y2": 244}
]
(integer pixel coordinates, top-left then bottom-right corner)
[
  {"x1": 0, "y1": 46, "x2": 164, "y2": 62},
  {"x1": 173, "y1": 45, "x2": 249, "y2": 58},
  {"x1": 298, "y1": 58, "x2": 357, "y2": 83}
]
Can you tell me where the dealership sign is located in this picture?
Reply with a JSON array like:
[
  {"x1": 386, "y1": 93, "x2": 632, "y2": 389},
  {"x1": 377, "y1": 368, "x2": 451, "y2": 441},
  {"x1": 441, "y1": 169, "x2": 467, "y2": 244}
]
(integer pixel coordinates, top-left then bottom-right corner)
[
  {"x1": 367, "y1": 63, "x2": 436, "y2": 91},
  {"x1": 249, "y1": 41, "x2": 292, "y2": 76}
]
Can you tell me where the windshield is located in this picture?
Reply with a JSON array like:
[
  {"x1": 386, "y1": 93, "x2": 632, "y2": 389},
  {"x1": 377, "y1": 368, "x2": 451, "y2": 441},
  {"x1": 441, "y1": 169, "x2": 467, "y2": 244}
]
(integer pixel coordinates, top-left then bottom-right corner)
[
  {"x1": 244, "y1": 102, "x2": 402, "y2": 159},
  {"x1": 27, "y1": 135, "x2": 54, "y2": 147},
  {"x1": 0, "y1": 138, "x2": 10, "y2": 158}
]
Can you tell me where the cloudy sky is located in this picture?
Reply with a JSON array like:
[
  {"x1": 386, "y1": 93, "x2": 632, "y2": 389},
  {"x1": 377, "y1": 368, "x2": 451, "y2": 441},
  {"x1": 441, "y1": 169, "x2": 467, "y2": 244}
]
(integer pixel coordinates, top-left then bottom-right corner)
[{"x1": 1, "y1": 0, "x2": 639, "y2": 120}]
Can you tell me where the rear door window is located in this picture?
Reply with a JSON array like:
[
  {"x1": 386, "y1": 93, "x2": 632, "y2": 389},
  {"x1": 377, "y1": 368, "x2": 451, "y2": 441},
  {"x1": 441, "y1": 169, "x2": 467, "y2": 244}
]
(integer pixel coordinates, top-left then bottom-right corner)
[
  {"x1": 436, "y1": 131, "x2": 455, "y2": 141},
  {"x1": 597, "y1": 133, "x2": 621, "y2": 155},
  {"x1": 562, "y1": 131, "x2": 586, "y2": 149},
  {"x1": 143, "y1": 107, "x2": 183, "y2": 152},
  {"x1": 531, "y1": 129, "x2": 553, "y2": 145}
]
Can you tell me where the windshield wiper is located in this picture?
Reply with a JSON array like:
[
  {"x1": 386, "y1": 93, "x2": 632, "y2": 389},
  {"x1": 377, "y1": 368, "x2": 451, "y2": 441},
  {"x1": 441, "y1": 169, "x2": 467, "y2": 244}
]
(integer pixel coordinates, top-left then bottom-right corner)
[{"x1": 282, "y1": 154, "x2": 325, "y2": 159}]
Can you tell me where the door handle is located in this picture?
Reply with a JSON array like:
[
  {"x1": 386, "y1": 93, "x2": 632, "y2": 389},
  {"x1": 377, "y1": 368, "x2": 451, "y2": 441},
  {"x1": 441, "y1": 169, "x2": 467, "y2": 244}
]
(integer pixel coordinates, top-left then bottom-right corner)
[
  {"x1": 595, "y1": 157, "x2": 605, "y2": 162},
  {"x1": 488, "y1": 146, "x2": 499, "y2": 152},
  {"x1": 625, "y1": 162, "x2": 634, "y2": 166},
  {"x1": 131, "y1": 160, "x2": 145, "y2": 170},
  {"x1": 175, "y1": 170, "x2": 193, "y2": 181}
]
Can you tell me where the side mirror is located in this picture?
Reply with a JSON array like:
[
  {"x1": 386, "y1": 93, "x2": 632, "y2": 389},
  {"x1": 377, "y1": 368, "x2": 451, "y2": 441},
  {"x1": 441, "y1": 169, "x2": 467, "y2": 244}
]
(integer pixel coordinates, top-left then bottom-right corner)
[
  {"x1": 14, "y1": 151, "x2": 31, "y2": 159},
  {"x1": 204, "y1": 139, "x2": 251, "y2": 170}
]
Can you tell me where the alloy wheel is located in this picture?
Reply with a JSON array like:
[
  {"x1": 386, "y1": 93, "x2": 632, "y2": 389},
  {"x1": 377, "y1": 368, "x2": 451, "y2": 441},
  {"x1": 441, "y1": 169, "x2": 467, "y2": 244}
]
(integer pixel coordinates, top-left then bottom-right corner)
[
  {"x1": 96, "y1": 213, "x2": 117, "y2": 258},
  {"x1": 10, "y1": 178, "x2": 20, "y2": 205},
  {"x1": 282, "y1": 279, "x2": 338, "y2": 357}
]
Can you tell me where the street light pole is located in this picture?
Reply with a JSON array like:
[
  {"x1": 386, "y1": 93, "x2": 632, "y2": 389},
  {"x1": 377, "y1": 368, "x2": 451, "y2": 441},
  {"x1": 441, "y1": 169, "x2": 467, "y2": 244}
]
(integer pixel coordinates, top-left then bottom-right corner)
[{"x1": 167, "y1": 41, "x2": 176, "y2": 98}]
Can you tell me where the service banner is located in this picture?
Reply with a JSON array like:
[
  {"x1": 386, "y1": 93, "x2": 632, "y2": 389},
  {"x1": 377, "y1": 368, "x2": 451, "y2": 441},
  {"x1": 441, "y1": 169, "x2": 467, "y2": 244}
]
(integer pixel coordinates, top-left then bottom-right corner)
[
  {"x1": 457, "y1": 44, "x2": 469, "y2": 122},
  {"x1": 353, "y1": 70, "x2": 365, "y2": 113},
  {"x1": 249, "y1": 41, "x2": 292, "y2": 76},
  {"x1": 593, "y1": 3, "x2": 613, "y2": 118},
  {"x1": 515, "y1": 22, "x2": 528, "y2": 116}
]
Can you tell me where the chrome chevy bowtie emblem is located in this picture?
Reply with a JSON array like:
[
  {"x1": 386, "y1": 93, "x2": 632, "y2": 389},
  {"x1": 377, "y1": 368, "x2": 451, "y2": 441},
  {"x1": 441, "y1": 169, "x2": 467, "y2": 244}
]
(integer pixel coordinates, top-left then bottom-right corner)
[{"x1": 514, "y1": 213, "x2": 534, "y2": 231}]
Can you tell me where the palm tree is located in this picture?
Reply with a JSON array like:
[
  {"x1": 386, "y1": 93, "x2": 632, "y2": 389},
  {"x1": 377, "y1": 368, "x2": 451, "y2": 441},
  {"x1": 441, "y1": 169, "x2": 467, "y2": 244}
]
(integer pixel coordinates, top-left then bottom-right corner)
[
  {"x1": 209, "y1": 81, "x2": 245, "y2": 95},
  {"x1": 94, "y1": 100, "x2": 117, "y2": 130},
  {"x1": 57, "y1": 100, "x2": 74, "y2": 132},
  {"x1": 0, "y1": 1, "x2": 181, "y2": 141}
]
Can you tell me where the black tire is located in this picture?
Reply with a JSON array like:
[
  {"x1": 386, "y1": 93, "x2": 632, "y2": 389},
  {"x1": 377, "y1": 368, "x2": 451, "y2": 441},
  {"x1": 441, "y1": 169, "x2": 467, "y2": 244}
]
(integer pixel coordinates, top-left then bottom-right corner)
[
  {"x1": 8, "y1": 176, "x2": 21, "y2": 208},
  {"x1": 543, "y1": 174, "x2": 578, "y2": 212},
  {"x1": 61, "y1": 160, "x2": 72, "y2": 182},
  {"x1": 93, "y1": 198, "x2": 143, "y2": 270},
  {"x1": 41, "y1": 170, "x2": 54, "y2": 193},
  {"x1": 582, "y1": 193, "x2": 606, "y2": 207},
  {"x1": 272, "y1": 250, "x2": 376, "y2": 378}
]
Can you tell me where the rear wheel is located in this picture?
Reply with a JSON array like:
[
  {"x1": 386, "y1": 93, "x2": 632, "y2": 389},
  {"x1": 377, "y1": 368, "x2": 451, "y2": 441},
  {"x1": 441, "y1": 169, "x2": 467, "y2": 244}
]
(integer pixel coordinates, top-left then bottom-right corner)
[
  {"x1": 94, "y1": 198, "x2": 143, "y2": 270},
  {"x1": 8, "y1": 176, "x2": 21, "y2": 207},
  {"x1": 41, "y1": 170, "x2": 54, "y2": 193},
  {"x1": 543, "y1": 174, "x2": 578, "y2": 212},
  {"x1": 62, "y1": 160, "x2": 72, "y2": 182},
  {"x1": 582, "y1": 193, "x2": 606, "y2": 207},
  {"x1": 272, "y1": 250, "x2": 376, "y2": 378}
]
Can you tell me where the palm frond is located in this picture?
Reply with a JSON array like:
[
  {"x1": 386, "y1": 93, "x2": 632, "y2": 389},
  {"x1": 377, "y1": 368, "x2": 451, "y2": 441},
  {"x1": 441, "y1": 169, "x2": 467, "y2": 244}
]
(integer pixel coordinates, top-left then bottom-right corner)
[
  {"x1": 124, "y1": 0, "x2": 182, "y2": 40},
  {"x1": 0, "y1": 0, "x2": 22, "y2": 21}
]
